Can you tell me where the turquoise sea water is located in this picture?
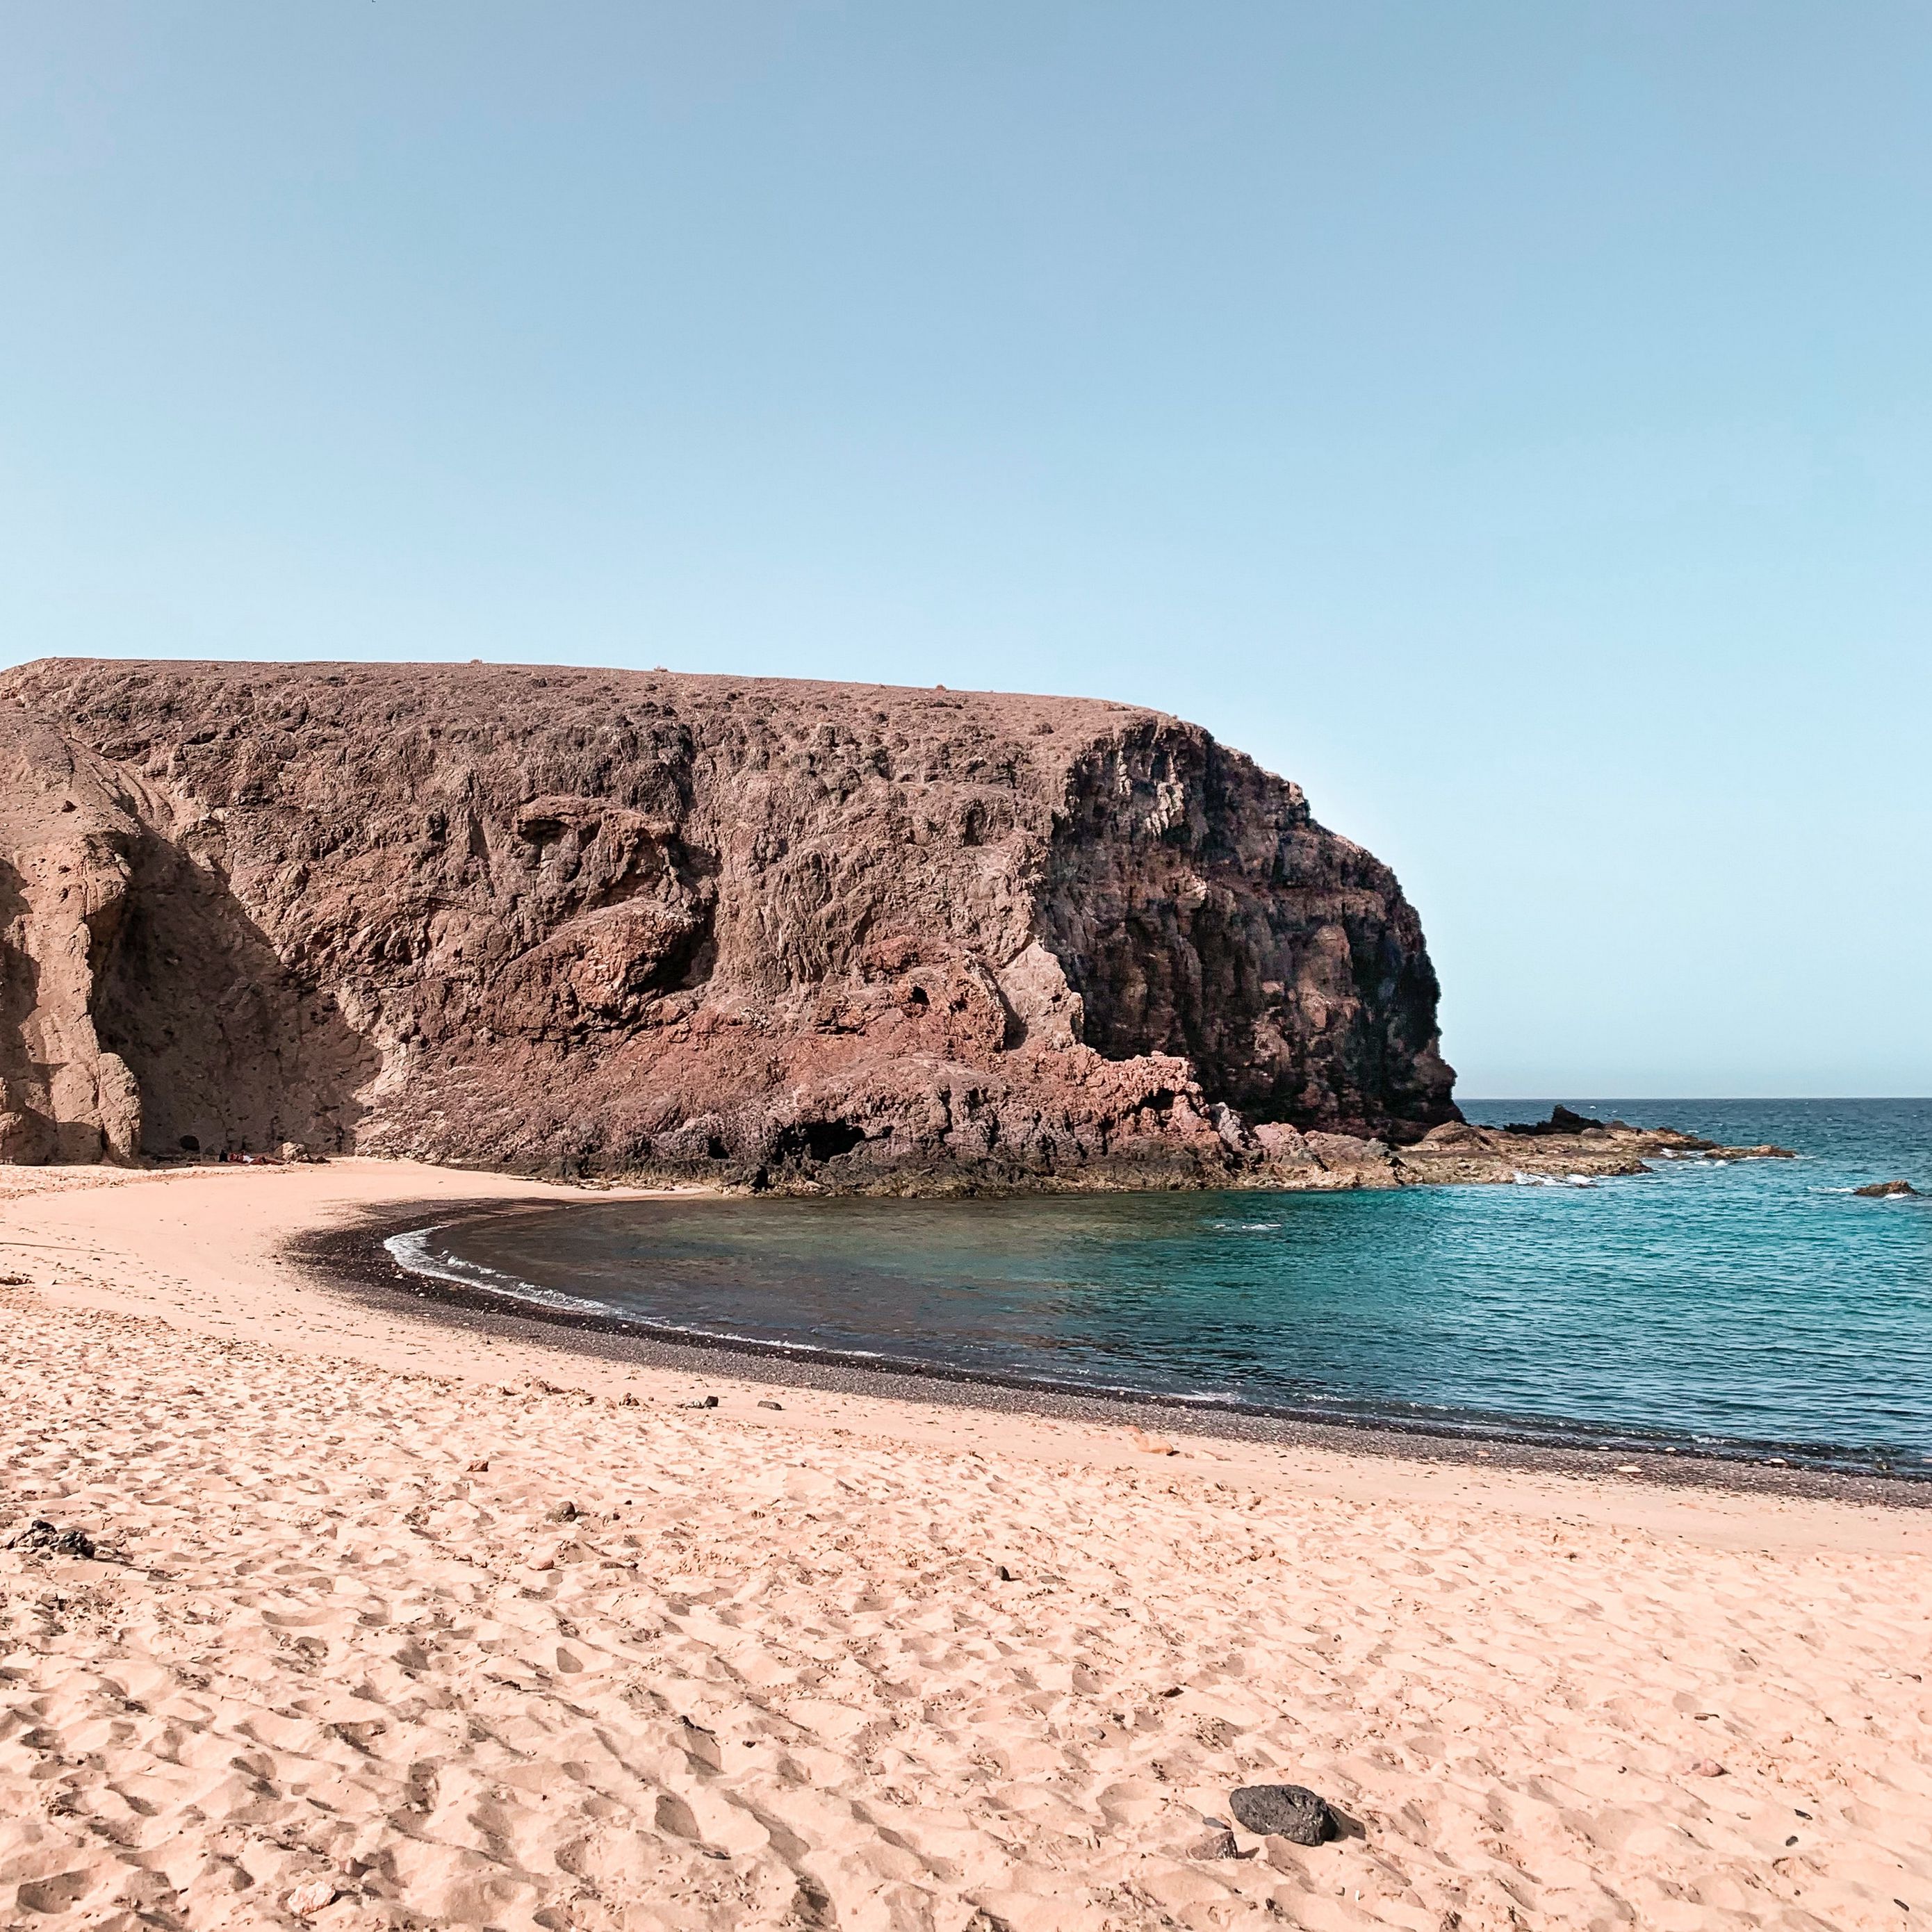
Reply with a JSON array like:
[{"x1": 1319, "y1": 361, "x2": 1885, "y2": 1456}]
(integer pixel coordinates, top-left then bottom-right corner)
[{"x1": 395, "y1": 1100, "x2": 1932, "y2": 1475}]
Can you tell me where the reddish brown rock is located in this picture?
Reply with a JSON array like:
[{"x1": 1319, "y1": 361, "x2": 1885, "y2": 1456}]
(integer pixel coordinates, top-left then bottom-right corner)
[
  {"x1": 0, "y1": 718, "x2": 147, "y2": 1163},
  {"x1": 1301, "y1": 1131, "x2": 1402, "y2": 1189},
  {"x1": 0, "y1": 659, "x2": 1462, "y2": 1189}
]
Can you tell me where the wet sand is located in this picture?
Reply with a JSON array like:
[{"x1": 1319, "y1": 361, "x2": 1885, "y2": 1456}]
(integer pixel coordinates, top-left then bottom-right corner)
[{"x1": 2, "y1": 1158, "x2": 1927, "y2": 1929}]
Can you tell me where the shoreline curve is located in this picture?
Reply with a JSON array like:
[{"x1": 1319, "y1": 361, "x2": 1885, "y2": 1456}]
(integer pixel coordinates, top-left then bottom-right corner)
[{"x1": 296, "y1": 1188, "x2": 1932, "y2": 1507}]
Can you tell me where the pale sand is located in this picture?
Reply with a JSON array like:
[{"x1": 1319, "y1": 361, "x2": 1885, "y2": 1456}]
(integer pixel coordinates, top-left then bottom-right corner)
[{"x1": 1, "y1": 1161, "x2": 1927, "y2": 1931}]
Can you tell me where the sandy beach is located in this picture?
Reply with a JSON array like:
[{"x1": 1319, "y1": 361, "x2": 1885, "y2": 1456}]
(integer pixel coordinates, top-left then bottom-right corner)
[{"x1": 2, "y1": 1160, "x2": 1927, "y2": 1930}]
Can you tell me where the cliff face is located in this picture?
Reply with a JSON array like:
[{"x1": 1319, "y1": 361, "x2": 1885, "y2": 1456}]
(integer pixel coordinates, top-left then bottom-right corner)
[{"x1": 0, "y1": 660, "x2": 1457, "y2": 1187}]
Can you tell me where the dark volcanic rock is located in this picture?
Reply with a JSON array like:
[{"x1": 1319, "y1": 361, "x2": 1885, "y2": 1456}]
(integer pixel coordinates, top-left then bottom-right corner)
[
  {"x1": 0, "y1": 659, "x2": 1458, "y2": 1189},
  {"x1": 1228, "y1": 1783, "x2": 1338, "y2": 1844},
  {"x1": 1503, "y1": 1103, "x2": 1608, "y2": 1137},
  {"x1": 8, "y1": 1518, "x2": 97, "y2": 1559},
  {"x1": 1853, "y1": 1179, "x2": 1919, "y2": 1198}
]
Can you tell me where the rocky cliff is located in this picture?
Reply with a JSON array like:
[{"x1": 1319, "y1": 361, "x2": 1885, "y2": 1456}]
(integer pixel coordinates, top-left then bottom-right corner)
[{"x1": 0, "y1": 659, "x2": 1460, "y2": 1189}]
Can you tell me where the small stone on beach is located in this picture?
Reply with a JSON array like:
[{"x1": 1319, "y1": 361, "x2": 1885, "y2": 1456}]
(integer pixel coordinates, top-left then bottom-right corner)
[
  {"x1": 1686, "y1": 1758, "x2": 1727, "y2": 1778},
  {"x1": 286, "y1": 1878, "x2": 337, "y2": 1917},
  {"x1": 1183, "y1": 1819, "x2": 1239, "y2": 1860},
  {"x1": 1127, "y1": 1425, "x2": 1177, "y2": 1455},
  {"x1": 1229, "y1": 1783, "x2": 1339, "y2": 1844},
  {"x1": 689, "y1": 1395, "x2": 720, "y2": 1409},
  {"x1": 546, "y1": 1500, "x2": 578, "y2": 1523},
  {"x1": 7, "y1": 1518, "x2": 95, "y2": 1558},
  {"x1": 758, "y1": 1399, "x2": 783, "y2": 1410}
]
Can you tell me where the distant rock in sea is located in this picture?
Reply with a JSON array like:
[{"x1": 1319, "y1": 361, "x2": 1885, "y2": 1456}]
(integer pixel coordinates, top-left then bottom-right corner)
[{"x1": 1853, "y1": 1179, "x2": 1919, "y2": 1198}]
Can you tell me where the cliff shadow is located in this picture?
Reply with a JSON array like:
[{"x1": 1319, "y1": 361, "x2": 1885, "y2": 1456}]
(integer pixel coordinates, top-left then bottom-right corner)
[
  {"x1": 1036, "y1": 737, "x2": 1455, "y2": 1139},
  {"x1": 0, "y1": 853, "x2": 60, "y2": 1161},
  {"x1": 0, "y1": 853, "x2": 38, "y2": 1069},
  {"x1": 89, "y1": 830, "x2": 380, "y2": 1158}
]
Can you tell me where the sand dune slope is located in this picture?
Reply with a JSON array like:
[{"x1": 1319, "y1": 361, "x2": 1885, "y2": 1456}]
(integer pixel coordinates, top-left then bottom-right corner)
[{"x1": 2, "y1": 1278, "x2": 1929, "y2": 1929}]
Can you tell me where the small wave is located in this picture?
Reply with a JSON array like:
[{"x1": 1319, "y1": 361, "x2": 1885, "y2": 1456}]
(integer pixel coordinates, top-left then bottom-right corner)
[
  {"x1": 634, "y1": 1322, "x2": 904, "y2": 1364},
  {"x1": 1209, "y1": 1220, "x2": 1284, "y2": 1231},
  {"x1": 384, "y1": 1227, "x2": 613, "y2": 1318},
  {"x1": 386, "y1": 1227, "x2": 910, "y2": 1362}
]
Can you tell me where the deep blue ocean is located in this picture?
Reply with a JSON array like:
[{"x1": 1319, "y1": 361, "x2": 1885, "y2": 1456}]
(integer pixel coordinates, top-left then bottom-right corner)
[{"x1": 393, "y1": 1100, "x2": 1932, "y2": 1475}]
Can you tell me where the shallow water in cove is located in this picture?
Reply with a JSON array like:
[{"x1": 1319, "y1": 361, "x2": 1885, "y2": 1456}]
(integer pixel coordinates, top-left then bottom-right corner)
[{"x1": 393, "y1": 1100, "x2": 1932, "y2": 1475}]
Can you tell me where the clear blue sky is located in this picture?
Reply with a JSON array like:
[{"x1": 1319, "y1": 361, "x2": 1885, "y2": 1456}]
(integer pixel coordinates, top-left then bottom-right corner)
[{"x1": 3, "y1": 3, "x2": 1926, "y2": 1096}]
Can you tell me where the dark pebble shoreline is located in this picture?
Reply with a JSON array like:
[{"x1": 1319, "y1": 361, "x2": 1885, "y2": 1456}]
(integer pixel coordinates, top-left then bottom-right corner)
[{"x1": 288, "y1": 1196, "x2": 1930, "y2": 1509}]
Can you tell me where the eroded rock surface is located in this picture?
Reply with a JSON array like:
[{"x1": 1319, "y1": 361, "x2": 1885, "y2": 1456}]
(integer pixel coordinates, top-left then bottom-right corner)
[{"x1": 0, "y1": 659, "x2": 1458, "y2": 1190}]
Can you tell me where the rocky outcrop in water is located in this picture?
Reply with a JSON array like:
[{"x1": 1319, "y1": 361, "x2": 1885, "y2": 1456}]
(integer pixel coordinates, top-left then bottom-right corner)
[
  {"x1": 1393, "y1": 1113, "x2": 1796, "y2": 1188},
  {"x1": 0, "y1": 659, "x2": 1460, "y2": 1189}
]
